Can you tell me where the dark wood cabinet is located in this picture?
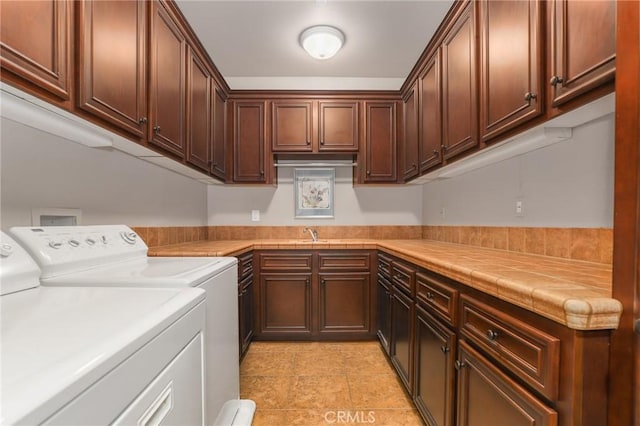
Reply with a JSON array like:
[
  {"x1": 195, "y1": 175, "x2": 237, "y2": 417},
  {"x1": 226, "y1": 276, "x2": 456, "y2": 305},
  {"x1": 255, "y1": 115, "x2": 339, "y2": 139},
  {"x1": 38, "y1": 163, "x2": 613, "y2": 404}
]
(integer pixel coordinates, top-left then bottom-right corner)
[
  {"x1": 549, "y1": 0, "x2": 616, "y2": 107},
  {"x1": 479, "y1": 0, "x2": 543, "y2": 142},
  {"x1": 1, "y1": 0, "x2": 72, "y2": 101},
  {"x1": 362, "y1": 101, "x2": 398, "y2": 183},
  {"x1": 377, "y1": 274, "x2": 393, "y2": 355},
  {"x1": 77, "y1": 0, "x2": 147, "y2": 137},
  {"x1": 419, "y1": 51, "x2": 443, "y2": 174},
  {"x1": 186, "y1": 47, "x2": 211, "y2": 172},
  {"x1": 237, "y1": 252, "x2": 254, "y2": 358},
  {"x1": 391, "y1": 286, "x2": 414, "y2": 392},
  {"x1": 149, "y1": 0, "x2": 187, "y2": 157},
  {"x1": 318, "y1": 101, "x2": 359, "y2": 151},
  {"x1": 456, "y1": 340, "x2": 558, "y2": 426},
  {"x1": 271, "y1": 101, "x2": 314, "y2": 152},
  {"x1": 414, "y1": 305, "x2": 456, "y2": 426},
  {"x1": 402, "y1": 82, "x2": 420, "y2": 181},
  {"x1": 254, "y1": 250, "x2": 375, "y2": 340},
  {"x1": 211, "y1": 84, "x2": 227, "y2": 181},
  {"x1": 441, "y1": 1, "x2": 478, "y2": 160},
  {"x1": 232, "y1": 101, "x2": 269, "y2": 183}
]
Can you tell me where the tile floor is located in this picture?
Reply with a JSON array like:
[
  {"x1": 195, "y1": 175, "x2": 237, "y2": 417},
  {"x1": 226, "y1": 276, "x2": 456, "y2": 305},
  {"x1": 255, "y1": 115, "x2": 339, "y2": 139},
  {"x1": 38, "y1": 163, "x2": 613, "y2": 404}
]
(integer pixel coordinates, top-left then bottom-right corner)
[{"x1": 240, "y1": 341, "x2": 424, "y2": 425}]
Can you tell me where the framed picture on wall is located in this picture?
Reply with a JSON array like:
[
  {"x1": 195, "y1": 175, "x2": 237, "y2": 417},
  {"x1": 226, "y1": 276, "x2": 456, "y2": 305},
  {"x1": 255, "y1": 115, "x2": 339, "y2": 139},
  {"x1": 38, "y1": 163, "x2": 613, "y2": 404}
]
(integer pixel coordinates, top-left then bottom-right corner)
[{"x1": 294, "y1": 168, "x2": 335, "y2": 218}]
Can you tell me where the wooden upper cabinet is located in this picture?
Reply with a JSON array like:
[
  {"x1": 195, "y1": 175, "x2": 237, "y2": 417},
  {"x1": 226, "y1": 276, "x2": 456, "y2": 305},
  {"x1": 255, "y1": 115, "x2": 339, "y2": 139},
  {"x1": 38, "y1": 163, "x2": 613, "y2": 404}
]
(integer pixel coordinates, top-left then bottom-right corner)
[
  {"x1": 271, "y1": 101, "x2": 313, "y2": 152},
  {"x1": 318, "y1": 101, "x2": 359, "y2": 151},
  {"x1": 77, "y1": 0, "x2": 147, "y2": 137},
  {"x1": 402, "y1": 82, "x2": 420, "y2": 181},
  {"x1": 149, "y1": 0, "x2": 187, "y2": 158},
  {"x1": 233, "y1": 101, "x2": 269, "y2": 183},
  {"x1": 420, "y1": 50, "x2": 443, "y2": 173},
  {"x1": 186, "y1": 47, "x2": 211, "y2": 172},
  {"x1": 211, "y1": 84, "x2": 227, "y2": 181},
  {"x1": 0, "y1": 0, "x2": 71, "y2": 101},
  {"x1": 480, "y1": 0, "x2": 543, "y2": 142},
  {"x1": 549, "y1": 0, "x2": 616, "y2": 107},
  {"x1": 442, "y1": 1, "x2": 478, "y2": 161},
  {"x1": 362, "y1": 101, "x2": 397, "y2": 183}
]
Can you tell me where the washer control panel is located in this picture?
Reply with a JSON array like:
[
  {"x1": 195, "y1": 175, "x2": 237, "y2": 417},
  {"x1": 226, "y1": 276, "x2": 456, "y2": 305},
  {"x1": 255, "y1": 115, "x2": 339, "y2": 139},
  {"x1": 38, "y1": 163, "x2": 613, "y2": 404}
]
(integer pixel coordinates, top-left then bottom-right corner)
[{"x1": 10, "y1": 225, "x2": 148, "y2": 279}]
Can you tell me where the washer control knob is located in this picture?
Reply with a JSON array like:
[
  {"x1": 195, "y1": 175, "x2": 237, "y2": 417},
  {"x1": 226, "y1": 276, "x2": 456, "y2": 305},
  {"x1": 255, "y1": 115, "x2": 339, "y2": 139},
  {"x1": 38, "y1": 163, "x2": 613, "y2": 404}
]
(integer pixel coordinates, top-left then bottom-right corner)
[
  {"x1": 48, "y1": 241, "x2": 63, "y2": 249},
  {"x1": 101, "y1": 236, "x2": 108, "y2": 244},
  {"x1": 68, "y1": 239, "x2": 80, "y2": 247},
  {"x1": 86, "y1": 238, "x2": 96, "y2": 246},
  {"x1": 120, "y1": 231, "x2": 138, "y2": 245},
  {"x1": 0, "y1": 243, "x2": 13, "y2": 257}
]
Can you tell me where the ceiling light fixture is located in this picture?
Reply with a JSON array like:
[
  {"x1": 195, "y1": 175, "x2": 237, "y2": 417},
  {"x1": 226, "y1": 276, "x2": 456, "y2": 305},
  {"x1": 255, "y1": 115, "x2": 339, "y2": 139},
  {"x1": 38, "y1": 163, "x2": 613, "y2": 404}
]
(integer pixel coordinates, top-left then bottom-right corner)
[{"x1": 299, "y1": 25, "x2": 345, "y2": 60}]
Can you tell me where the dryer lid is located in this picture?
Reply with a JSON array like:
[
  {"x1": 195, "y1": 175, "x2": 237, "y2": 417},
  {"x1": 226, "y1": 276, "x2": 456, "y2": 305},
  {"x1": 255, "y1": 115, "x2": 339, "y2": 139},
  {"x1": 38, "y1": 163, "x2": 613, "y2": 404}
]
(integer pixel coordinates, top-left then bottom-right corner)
[{"x1": 0, "y1": 231, "x2": 40, "y2": 296}]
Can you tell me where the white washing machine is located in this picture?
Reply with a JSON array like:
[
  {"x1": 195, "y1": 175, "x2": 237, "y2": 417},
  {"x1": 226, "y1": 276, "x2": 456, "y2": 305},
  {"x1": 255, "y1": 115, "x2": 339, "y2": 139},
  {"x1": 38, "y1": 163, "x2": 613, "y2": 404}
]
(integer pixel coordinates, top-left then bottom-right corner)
[
  {"x1": 10, "y1": 225, "x2": 255, "y2": 426},
  {"x1": 0, "y1": 231, "x2": 207, "y2": 425}
]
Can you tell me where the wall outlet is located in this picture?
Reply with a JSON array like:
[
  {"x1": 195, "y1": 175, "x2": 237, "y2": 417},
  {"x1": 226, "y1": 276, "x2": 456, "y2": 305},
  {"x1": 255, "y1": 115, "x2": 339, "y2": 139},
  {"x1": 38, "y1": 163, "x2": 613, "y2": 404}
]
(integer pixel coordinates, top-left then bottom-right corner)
[
  {"x1": 440, "y1": 207, "x2": 446, "y2": 219},
  {"x1": 515, "y1": 200, "x2": 524, "y2": 217},
  {"x1": 251, "y1": 210, "x2": 260, "y2": 222}
]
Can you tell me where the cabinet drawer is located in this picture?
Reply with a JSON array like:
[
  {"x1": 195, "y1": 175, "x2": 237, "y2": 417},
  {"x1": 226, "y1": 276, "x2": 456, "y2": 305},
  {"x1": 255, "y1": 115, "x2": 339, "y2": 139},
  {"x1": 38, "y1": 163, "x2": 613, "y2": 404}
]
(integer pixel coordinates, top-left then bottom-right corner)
[
  {"x1": 237, "y1": 252, "x2": 253, "y2": 280},
  {"x1": 416, "y1": 271, "x2": 458, "y2": 327},
  {"x1": 378, "y1": 253, "x2": 392, "y2": 279},
  {"x1": 239, "y1": 274, "x2": 252, "y2": 292},
  {"x1": 459, "y1": 295, "x2": 560, "y2": 400},
  {"x1": 318, "y1": 252, "x2": 370, "y2": 271},
  {"x1": 391, "y1": 261, "x2": 415, "y2": 296},
  {"x1": 259, "y1": 252, "x2": 312, "y2": 272}
]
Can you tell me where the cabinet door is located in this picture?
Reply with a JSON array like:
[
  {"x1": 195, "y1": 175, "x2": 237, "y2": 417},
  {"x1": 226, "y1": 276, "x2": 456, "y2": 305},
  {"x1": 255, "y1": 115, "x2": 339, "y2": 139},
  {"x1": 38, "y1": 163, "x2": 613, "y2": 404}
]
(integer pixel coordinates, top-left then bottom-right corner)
[
  {"x1": 456, "y1": 340, "x2": 557, "y2": 426},
  {"x1": 149, "y1": 1, "x2": 186, "y2": 157},
  {"x1": 391, "y1": 288, "x2": 413, "y2": 392},
  {"x1": 442, "y1": 2, "x2": 478, "y2": 160},
  {"x1": 318, "y1": 273, "x2": 370, "y2": 335},
  {"x1": 186, "y1": 48, "x2": 211, "y2": 172},
  {"x1": 318, "y1": 101, "x2": 359, "y2": 151},
  {"x1": 77, "y1": 0, "x2": 147, "y2": 137},
  {"x1": 210, "y1": 84, "x2": 227, "y2": 181},
  {"x1": 377, "y1": 275, "x2": 392, "y2": 356},
  {"x1": 362, "y1": 101, "x2": 397, "y2": 183},
  {"x1": 1, "y1": 0, "x2": 71, "y2": 101},
  {"x1": 549, "y1": 0, "x2": 616, "y2": 107},
  {"x1": 239, "y1": 276, "x2": 254, "y2": 357},
  {"x1": 414, "y1": 306, "x2": 456, "y2": 426},
  {"x1": 402, "y1": 82, "x2": 420, "y2": 181},
  {"x1": 258, "y1": 273, "x2": 312, "y2": 336},
  {"x1": 480, "y1": 0, "x2": 543, "y2": 142},
  {"x1": 271, "y1": 101, "x2": 313, "y2": 152},
  {"x1": 419, "y1": 50, "x2": 442, "y2": 173},
  {"x1": 233, "y1": 101, "x2": 268, "y2": 183}
]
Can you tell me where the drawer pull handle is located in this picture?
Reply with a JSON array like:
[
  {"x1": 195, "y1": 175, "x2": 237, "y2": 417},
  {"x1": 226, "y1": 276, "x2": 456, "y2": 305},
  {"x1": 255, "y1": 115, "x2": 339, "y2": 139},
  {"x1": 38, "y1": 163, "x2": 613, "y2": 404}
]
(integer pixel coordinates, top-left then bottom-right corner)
[
  {"x1": 454, "y1": 360, "x2": 466, "y2": 370},
  {"x1": 440, "y1": 345, "x2": 449, "y2": 354},
  {"x1": 321, "y1": 279, "x2": 326, "y2": 285},
  {"x1": 426, "y1": 291, "x2": 434, "y2": 300},
  {"x1": 487, "y1": 329, "x2": 499, "y2": 341}
]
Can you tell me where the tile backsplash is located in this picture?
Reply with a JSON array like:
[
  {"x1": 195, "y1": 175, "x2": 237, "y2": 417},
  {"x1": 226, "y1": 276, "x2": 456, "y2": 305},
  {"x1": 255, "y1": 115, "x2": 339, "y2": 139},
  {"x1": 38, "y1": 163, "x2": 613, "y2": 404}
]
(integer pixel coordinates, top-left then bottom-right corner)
[{"x1": 133, "y1": 225, "x2": 612, "y2": 265}]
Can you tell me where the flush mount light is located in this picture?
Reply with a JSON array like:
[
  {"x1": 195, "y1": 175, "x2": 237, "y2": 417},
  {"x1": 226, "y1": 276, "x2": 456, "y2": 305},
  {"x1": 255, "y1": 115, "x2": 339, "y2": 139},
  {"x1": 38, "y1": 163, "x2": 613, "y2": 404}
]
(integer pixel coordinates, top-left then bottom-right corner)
[{"x1": 299, "y1": 25, "x2": 345, "y2": 60}]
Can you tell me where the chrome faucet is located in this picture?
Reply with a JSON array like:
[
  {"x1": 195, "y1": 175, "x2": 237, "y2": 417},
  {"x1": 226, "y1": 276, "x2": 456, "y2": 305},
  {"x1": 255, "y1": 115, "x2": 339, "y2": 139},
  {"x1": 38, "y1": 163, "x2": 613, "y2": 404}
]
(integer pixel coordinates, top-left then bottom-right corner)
[{"x1": 303, "y1": 227, "x2": 319, "y2": 242}]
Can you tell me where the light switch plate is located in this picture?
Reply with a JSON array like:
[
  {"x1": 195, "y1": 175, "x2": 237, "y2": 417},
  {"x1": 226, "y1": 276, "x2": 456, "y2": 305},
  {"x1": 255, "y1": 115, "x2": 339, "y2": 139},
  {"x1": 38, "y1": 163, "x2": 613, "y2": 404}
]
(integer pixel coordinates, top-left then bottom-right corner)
[{"x1": 251, "y1": 210, "x2": 260, "y2": 222}]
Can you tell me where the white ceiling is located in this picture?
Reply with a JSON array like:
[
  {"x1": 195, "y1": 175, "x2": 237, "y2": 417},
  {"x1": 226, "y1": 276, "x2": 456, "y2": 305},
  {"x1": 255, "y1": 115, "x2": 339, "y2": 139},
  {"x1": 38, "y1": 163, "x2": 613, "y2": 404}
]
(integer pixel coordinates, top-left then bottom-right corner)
[{"x1": 175, "y1": 0, "x2": 454, "y2": 90}]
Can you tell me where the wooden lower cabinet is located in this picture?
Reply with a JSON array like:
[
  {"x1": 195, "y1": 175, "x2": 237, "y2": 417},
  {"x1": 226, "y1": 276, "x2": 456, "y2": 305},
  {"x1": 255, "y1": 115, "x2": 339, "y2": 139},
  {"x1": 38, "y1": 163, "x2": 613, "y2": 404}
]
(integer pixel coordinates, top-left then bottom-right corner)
[
  {"x1": 254, "y1": 250, "x2": 375, "y2": 340},
  {"x1": 258, "y1": 273, "x2": 312, "y2": 336},
  {"x1": 414, "y1": 305, "x2": 456, "y2": 426},
  {"x1": 391, "y1": 288, "x2": 413, "y2": 392},
  {"x1": 376, "y1": 274, "x2": 392, "y2": 355},
  {"x1": 238, "y1": 274, "x2": 254, "y2": 357},
  {"x1": 456, "y1": 340, "x2": 557, "y2": 426}
]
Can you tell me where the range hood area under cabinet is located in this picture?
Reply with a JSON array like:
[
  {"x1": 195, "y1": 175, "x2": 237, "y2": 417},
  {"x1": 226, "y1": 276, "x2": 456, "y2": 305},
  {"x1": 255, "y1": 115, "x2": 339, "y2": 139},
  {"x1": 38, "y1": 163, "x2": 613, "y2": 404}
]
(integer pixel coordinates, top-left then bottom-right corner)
[{"x1": 0, "y1": 0, "x2": 615, "y2": 187}]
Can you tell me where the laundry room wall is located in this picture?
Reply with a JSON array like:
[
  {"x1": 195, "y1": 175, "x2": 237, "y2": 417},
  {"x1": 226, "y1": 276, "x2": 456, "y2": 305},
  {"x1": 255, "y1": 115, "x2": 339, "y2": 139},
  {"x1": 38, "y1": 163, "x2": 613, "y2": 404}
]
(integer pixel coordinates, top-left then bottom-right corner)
[{"x1": 0, "y1": 119, "x2": 208, "y2": 229}]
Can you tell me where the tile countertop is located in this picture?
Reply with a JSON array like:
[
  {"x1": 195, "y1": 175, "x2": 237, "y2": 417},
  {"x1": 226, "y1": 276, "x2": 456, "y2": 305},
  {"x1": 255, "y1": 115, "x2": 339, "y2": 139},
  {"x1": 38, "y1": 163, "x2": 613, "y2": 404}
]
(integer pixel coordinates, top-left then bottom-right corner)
[{"x1": 148, "y1": 239, "x2": 621, "y2": 331}]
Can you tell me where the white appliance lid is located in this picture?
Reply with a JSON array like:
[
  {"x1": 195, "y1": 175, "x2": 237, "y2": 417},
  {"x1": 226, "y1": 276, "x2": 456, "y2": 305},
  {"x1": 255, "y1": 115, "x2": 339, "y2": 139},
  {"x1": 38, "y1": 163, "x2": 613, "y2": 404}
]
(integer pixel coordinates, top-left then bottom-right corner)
[
  {"x1": 1, "y1": 285, "x2": 205, "y2": 425},
  {"x1": 42, "y1": 256, "x2": 237, "y2": 288},
  {"x1": 0, "y1": 231, "x2": 41, "y2": 295}
]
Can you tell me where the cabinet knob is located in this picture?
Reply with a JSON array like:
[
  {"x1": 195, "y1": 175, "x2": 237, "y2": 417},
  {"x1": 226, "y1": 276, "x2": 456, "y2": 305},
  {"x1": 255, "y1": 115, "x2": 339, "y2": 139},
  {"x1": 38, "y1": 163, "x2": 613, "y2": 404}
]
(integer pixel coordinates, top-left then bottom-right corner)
[
  {"x1": 412, "y1": 163, "x2": 417, "y2": 169},
  {"x1": 139, "y1": 117, "x2": 147, "y2": 124},
  {"x1": 260, "y1": 170, "x2": 264, "y2": 176},
  {"x1": 321, "y1": 279, "x2": 326, "y2": 285},
  {"x1": 426, "y1": 291, "x2": 434, "y2": 300},
  {"x1": 440, "y1": 345, "x2": 450, "y2": 354},
  {"x1": 441, "y1": 144, "x2": 447, "y2": 151},
  {"x1": 454, "y1": 360, "x2": 466, "y2": 370},
  {"x1": 550, "y1": 75, "x2": 564, "y2": 86},
  {"x1": 305, "y1": 278, "x2": 310, "y2": 285},
  {"x1": 487, "y1": 329, "x2": 499, "y2": 341},
  {"x1": 153, "y1": 125, "x2": 161, "y2": 134},
  {"x1": 306, "y1": 140, "x2": 311, "y2": 145},
  {"x1": 366, "y1": 170, "x2": 371, "y2": 176},
  {"x1": 320, "y1": 139, "x2": 325, "y2": 145},
  {"x1": 524, "y1": 92, "x2": 537, "y2": 102},
  {"x1": 433, "y1": 149, "x2": 439, "y2": 156}
]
